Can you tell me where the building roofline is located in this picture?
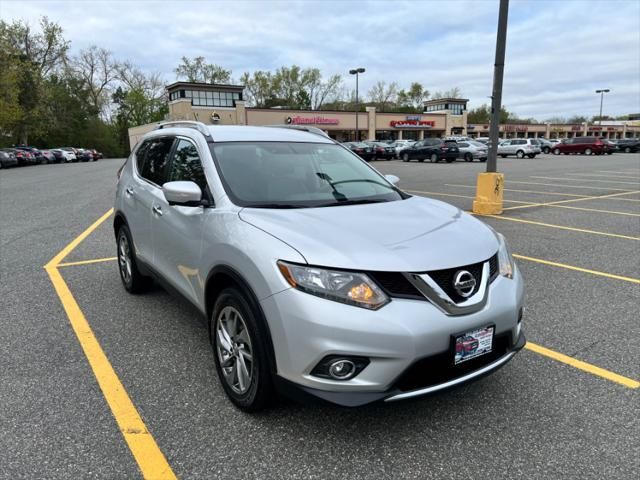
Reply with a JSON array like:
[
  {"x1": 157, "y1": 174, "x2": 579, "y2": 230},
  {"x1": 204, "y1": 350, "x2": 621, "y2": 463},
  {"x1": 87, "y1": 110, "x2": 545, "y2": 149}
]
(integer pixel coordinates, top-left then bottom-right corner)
[
  {"x1": 166, "y1": 81, "x2": 245, "y2": 91},
  {"x1": 424, "y1": 98, "x2": 469, "y2": 104}
]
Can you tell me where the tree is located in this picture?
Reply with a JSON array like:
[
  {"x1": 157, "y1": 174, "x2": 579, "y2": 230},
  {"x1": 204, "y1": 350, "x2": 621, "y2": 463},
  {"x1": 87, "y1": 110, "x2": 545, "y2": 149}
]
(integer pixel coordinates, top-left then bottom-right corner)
[
  {"x1": 467, "y1": 104, "x2": 512, "y2": 124},
  {"x1": 432, "y1": 87, "x2": 462, "y2": 100},
  {"x1": 240, "y1": 70, "x2": 274, "y2": 108},
  {"x1": 368, "y1": 81, "x2": 398, "y2": 111},
  {"x1": 69, "y1": 46, "x2": 118, "y2": 117},
  {"x1": 0, "y1": 17, "x2": 69, "y2": 143},
  {"x1": 174, "y1": 56, "x2": 231, "y2": 84},
  {"x1": 397, "y1": 82, "x2": 429, "y2": 111},
  {"x1": 567, "y1": 115, "x2": 587, "y2": 124}
]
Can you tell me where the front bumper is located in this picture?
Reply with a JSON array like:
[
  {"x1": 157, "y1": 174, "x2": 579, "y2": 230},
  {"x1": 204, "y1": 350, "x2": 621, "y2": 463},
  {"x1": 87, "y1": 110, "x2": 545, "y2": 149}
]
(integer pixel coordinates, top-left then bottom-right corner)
[{"x1": 261, "y1": 266, "x2": 525, "y2": 406}]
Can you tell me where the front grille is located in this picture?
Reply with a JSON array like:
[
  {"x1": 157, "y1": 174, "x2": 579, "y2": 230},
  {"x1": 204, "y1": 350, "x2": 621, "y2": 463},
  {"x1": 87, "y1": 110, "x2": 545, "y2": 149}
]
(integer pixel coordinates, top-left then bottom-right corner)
[
  {"x1": 393, "y1": 332, "x2": 512, "y2": 392},
  {"x1": 370, "y1": 272, "x2": 423, "y2": 300},
  {"x1": 426, "y1": 261, "x2": 484, "y2": 303}
]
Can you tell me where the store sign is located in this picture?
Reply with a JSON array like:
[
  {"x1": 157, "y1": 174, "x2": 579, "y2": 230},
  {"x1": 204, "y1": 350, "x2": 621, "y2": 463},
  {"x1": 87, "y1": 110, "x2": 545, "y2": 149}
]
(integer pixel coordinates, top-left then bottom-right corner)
[
  {"x1": 503, "y1": 125, "x2": 528, "y2": 132},
  {"x1": 571, "y1": 126, "x2": 583, "y2": 131},
  {"x1": 287, "y1": 116, "x2": 339, "y2": 125},
  {"x1": 591, "y1": 127, "x2": 603, "y2": 131},
  {"x1": 390, "y1": 120, "x2": 435, "y2": 128}
]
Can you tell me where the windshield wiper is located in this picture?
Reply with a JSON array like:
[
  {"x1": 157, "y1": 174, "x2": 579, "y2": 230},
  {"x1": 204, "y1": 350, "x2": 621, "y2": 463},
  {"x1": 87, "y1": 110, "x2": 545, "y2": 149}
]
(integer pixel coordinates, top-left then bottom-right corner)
[
  {"x1": 315, "y1": 198, "x2": 390, "y2": 207},
  {"x1": 244, "y1": 203, "x2": 310, "y2": 209}
]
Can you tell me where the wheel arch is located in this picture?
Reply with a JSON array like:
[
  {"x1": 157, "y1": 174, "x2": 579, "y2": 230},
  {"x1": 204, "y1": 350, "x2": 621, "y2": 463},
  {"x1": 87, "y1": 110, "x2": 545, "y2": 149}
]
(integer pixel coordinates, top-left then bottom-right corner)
[{"x1": 113, "y1": 210, "x2": 128, "y2": 238}]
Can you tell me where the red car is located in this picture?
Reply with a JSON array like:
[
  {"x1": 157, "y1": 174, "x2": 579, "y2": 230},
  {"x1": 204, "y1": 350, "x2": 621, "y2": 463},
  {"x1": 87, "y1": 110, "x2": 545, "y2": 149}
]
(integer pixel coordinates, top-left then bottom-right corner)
[
  {"x1": 456, "y1": 335, "x2": 479, "y2": 355},
  {"x1": 551, "y1": 136, "x2": 612, "y2": 156}
]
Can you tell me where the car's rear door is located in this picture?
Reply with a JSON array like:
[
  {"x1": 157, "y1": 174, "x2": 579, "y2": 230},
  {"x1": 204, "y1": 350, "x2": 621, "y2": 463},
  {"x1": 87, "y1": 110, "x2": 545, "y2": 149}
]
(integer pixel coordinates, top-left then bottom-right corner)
[
  {"x1": 151, "y1": 137, "x2": 210, "y2": 304},
  {"x1": 124, "y1": 136, "x2": 174, "y2": 264}
]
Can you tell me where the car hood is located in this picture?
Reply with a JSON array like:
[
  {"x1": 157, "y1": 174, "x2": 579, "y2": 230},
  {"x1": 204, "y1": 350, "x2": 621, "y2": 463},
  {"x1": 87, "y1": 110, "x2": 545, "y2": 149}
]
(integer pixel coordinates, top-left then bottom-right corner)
[{"x1": 239, "y1": 196, "x2": 498, "y2": 272}]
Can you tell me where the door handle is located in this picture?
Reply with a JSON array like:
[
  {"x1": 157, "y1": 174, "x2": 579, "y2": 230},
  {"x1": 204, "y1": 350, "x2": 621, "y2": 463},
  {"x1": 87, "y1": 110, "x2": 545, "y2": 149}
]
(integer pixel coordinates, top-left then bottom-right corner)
[
  {"x1": 152, "y1": 205, "x2": 163, "y2": 216},
  {"x1": 125, "y1": 187, "x2": 134, "y2": 196}
]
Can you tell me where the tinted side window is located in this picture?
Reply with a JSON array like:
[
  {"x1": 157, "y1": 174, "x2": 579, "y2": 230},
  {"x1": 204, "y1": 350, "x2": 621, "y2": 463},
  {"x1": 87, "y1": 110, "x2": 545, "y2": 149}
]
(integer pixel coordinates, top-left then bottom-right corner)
[
  {"x1": 135, "y1": 140, "x2": 151, "y2": 173},
  {"x1": 140, "y1": 137, "x2": 174, "y2": 185},
  {"x1": 168, "y1": 139, "x2": 208, "y2": 191}
]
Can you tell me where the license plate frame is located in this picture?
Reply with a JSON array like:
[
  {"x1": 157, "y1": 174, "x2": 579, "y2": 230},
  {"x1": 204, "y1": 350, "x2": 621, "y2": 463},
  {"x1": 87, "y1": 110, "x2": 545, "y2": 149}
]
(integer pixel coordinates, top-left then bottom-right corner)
[{"x1": 452, "y1": 325, "x2": 495, "y2": 366}]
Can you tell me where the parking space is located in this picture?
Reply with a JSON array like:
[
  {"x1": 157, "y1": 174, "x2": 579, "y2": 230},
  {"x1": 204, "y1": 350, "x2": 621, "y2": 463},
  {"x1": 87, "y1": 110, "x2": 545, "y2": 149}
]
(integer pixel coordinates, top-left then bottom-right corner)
[{"x1": 1, "y1": 154, "x2": 639, "y2": 479}]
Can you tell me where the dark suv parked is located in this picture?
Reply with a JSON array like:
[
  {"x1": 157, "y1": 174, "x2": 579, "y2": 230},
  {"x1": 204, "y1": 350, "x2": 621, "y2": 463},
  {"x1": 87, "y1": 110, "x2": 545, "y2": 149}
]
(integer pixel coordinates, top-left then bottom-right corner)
[
  {"x1": 398, "y1": 139, "x2": 459, "y2": 163},
  {"x1": 551, "y1": 136, "x2": 612, "y2": 155},
  {"x1": 617, "y1": 139, "x2": 640, "y2": 153}
]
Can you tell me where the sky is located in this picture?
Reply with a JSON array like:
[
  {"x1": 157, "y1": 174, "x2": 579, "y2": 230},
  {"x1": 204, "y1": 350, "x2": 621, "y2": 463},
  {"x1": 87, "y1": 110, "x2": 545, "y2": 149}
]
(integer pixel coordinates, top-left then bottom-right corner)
[{"x1": 1, "y1": 0, "x2": 639, "y2": 120}]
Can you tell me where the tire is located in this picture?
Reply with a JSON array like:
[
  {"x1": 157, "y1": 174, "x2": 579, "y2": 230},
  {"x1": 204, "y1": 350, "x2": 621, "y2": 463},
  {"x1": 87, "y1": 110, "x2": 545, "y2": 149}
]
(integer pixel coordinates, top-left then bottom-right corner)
[
  {"x1": 210, "y1": 288, "x2": 273, "y2": 412},
  {"x1": 553, "y1": 148, "x2": 560, "y2": 155},
  {"x1": 584, "y1": 148, "x2": 592, "y2": 155},
  {"x1": 516, "y1": 150, "x2": 525, "y2": 159},
  {"x1": 500, "y1": 154, "x2": 507, "y2": 158},
  {"x1": 116, "y1": 225, "x2": 152, "y2": 293},
  {"x1": 464, "y1": 153, "x2": 473, "y2": 162},
  {"x1": 480, "y1": 158, "x2": 487, "y2": 162},
  {"x1": 624, "y1": 147, "x2": 631, "y2": 153},
  {"x1": 402, "y1": 153, "x2": 409, "y2": 162},
  {"x1": 430, "y1": 153, "x2": 438, "y2": 163},
  {"x1": 527, "y1": 154, "x2": 535, "y2": 158},
  {"x1": 543, "y1": 147, "x2": 550, "y2": 154},
  {"x1": 607, "y1": 151, "x2": 613, "y2": 155}
]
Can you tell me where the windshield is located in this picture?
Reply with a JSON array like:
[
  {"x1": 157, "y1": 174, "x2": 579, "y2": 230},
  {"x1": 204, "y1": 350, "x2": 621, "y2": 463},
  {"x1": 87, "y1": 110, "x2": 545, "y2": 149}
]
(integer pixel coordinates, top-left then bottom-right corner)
[{"x1": 211, "y1": 142, "x2": 406, "y2": 208}]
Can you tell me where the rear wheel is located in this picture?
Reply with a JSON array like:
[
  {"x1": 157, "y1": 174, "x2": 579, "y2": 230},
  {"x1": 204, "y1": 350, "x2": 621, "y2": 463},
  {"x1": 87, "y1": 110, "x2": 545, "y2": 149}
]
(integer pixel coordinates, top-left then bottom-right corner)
[
  {"x1": 543, "y1": 147, "x2": 550, "y2": 154},
  {"x1": 402, "y1": 153, "x2": 409, "y2": 162},
  {"x1": 117, "y1": 225, "x2": 152, "y2": 293},
  {"x1": 430, "y1": 153, "x2": 438, "y2": 163},
  {"x1": 464, "y1": 153, "x2": 473, "y2": 162},
  {"x1": 500, "y1": 154, "x2": 507, "y2": 158},
  {"x1": 584, "y1": 148, "x2": 592, "y2": 155},
  {"x1": 527, "y1": 154, "x2": 536, "y2": 158},
  {"x1": 516, "y1": 150, "x2": 525, "y2": 159},
  {"x1": 624, "y1": 147, "x2": 631, "y2": 153},
  {"x1": 553, "y1": 148, "x2": 560, "y2": 155},
  {"x1": 211, "y1": 288, "x2": 273, "y2": 412}
]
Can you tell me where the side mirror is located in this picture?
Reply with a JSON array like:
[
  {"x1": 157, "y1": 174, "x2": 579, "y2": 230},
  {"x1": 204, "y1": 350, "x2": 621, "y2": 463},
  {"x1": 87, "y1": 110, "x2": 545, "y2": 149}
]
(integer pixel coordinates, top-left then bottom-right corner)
[
  {"x1": 162, "y1": 181, "x2": 202, "y2": 206},
  {"x1": 385, "y1": 174, "x2": 400, "y2": 185}
]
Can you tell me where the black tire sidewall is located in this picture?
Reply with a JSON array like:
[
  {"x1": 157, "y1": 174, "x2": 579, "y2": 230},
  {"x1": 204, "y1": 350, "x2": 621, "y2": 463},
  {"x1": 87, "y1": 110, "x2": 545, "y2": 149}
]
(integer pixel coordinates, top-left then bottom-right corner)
[
  {"x1": 116, "y1": 225, "x2": 150, "y2": 293},
  {"x1": 210, "y1": 288, "x2": 272, "y2": 412}
]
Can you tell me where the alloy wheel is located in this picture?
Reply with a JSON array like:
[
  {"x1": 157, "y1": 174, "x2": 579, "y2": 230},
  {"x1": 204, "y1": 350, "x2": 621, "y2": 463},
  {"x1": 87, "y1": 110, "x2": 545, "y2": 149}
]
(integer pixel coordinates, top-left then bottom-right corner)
[
  {"x1": 118, "y1": 234, "x2": 132, "y2": 285},
  {"x1": 216, "y1": 306, "x2": 254, "y2": 394},
  {"x1": 585, "y1": 148, "x2": 592, "y2": 155}
]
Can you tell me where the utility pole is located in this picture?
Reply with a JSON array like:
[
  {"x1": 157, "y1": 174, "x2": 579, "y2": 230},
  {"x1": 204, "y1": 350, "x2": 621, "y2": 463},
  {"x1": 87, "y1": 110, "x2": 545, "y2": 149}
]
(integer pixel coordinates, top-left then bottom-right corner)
[
  {"x1": 349, "y1": 68, "x2": 365, "y2": 141},
  {"x1": 473, "y1": 0, "x2": 509, "y2": 215}
]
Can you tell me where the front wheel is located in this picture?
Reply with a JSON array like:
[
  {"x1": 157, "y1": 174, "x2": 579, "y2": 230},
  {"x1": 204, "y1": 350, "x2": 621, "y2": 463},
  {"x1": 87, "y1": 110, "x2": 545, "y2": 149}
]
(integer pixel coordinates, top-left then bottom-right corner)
[
  {"x1": 543, "y1": 147, "x2": 550, "y2": 154},
  {"x1": 211, "y1": 288, "x2": 273, "y2": 412},
  {"x1": 584, "y1": 148, "x2": 592, "y2": 155},
  {"x1": 624, "y1": 147, "x2": 631, "y2": 153},
  {"x1": 464, "y1": 153, "x2": 473, "y2": 162},
  {"x1": 553, "y1": 148, "x2": 560, "y2": 155},
  {"x1": 527, "y1": 154, "x2": 536, "y2": 158},
  {"x1": 117, "y1": 225, "x2": 152, "y2": 293},
  {"x1": 500, "y1": 154, "x2": 507, "y2": 158},
  {"x1": 402, "y1": 153, "x2": 409, "y2": 162},
  {"x1": 516, "y1": 150, "x2": 525, "y2": 159},
  {"x1": 430, "y1": 153, "x2": 438, "y2": 163}
]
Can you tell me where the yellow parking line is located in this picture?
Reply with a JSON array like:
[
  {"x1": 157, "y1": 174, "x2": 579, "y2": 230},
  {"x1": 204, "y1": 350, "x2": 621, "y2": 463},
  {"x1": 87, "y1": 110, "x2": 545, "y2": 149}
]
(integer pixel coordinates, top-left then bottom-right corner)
[
  {"x1": 531, "y1": 176, "x2": 640, "y2": 186},
  {"x1": 446, "y1": 184, "x2": 591, "y2": 198},
  {"x1": 525, "y1": 342, "x2": 639, "y2": 389},
  {"x1": 502, "y1": 189, "x2": 640, "y2": 211},
  {"x1": 57, "y1": 257, "x2": 118, "y2": 268},
  {"x1": 506, "y1": 180, "x2": 635, "y2": 192},
  {"x1": 405, "y1": 189, "x2": 534, "y2": 204},
  {"x1": 513, "y1": 253, "x2": 640, "y2": 284},
  {"x1": 45, "y1": 210, "x2": 177, "y2": 480},
  {"x1": 475, "y1": 214, "x2": 640, "y2": 241}
]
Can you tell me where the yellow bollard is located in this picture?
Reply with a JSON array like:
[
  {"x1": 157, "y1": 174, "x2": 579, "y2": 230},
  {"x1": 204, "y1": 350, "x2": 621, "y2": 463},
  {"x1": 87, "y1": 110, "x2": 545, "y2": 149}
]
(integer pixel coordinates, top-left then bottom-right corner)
[{"x1": 472, "y1": 172, "x2": 504, "y2": 214}]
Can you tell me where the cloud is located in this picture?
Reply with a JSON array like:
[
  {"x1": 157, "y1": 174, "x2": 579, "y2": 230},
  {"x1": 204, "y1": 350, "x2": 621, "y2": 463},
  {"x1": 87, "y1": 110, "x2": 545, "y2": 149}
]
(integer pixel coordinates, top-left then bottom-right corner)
[{"x1": 1, "y1": 0, "x2": 638, "y2": 119}]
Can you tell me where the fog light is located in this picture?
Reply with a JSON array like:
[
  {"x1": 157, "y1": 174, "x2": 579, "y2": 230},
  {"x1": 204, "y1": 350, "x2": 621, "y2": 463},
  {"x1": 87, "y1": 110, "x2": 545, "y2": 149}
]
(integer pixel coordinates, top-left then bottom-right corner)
[
  {"x1": 310, "y1": 355, "x2": 370, "y2": 381},
  {"x1": 329, "y1": 360, "x2": 356, "y2": 380}
]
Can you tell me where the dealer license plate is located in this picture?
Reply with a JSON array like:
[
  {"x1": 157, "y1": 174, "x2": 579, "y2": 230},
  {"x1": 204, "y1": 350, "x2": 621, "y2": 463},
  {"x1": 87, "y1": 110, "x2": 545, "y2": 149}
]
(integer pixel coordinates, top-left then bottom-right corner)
[{"x1": 453, "y1": 326, "x2": 494, "y2": 365}]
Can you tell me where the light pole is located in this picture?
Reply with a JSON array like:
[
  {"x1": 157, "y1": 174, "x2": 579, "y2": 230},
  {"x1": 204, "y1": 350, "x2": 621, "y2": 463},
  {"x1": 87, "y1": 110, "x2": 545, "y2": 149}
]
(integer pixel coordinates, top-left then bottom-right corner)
[
  {"x1": 349, "y1": 68, "x2": 365, "y2": 141},
  {"x1": 595, "y1": 89, "x2": 610, "y2": 125}
]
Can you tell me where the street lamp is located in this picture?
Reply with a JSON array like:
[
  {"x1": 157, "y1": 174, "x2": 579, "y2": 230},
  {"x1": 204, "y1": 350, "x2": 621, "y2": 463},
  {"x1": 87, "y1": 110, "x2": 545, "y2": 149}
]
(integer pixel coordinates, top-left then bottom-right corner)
[
  {"x1": 595, "y1": 89, "x2": 610, "y2": 125},
  {"x1": 349, "y1": 67, "x2": 365, "y2": 141}
]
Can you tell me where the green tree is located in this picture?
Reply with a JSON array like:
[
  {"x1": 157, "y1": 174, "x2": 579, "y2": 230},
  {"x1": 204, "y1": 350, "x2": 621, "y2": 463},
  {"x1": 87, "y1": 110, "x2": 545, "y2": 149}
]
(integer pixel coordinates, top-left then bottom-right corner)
[
  {"x1": 397, "y1": 82, "x2": 429, "y2": 111},
  {"x1": 467, "y1": 103, "x2": 512, "y2": 124},
  {"x1": 174, "y1": 56, "x2": 232, "y2": 84}
]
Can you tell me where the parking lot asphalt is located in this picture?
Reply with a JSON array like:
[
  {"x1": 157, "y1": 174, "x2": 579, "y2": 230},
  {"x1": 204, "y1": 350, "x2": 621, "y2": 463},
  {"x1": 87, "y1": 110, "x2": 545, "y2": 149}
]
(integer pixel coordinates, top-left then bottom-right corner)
[{"x1": 1, "y1": 153, "x2": 638, "y2": 479}]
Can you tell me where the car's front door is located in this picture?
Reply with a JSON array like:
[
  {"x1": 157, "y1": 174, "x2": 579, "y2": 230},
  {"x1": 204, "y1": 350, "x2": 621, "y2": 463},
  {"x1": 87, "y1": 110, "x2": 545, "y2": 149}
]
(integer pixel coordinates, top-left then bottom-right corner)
[{"x1": 151, "y1": 137, "x2": 210, "y2": 305}]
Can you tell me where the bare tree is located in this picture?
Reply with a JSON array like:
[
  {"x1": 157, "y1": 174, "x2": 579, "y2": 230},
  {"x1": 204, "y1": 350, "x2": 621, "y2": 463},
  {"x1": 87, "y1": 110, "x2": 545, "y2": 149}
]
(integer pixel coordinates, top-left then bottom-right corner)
[
  {"x1": 70, "y1": 46, "x2": 117, "y2": 116},
  {"x1": 368, "y1": 81, "x2": 398, "y2": 111},
  {"x1": 175, "y1": 56, "x2": 231, "y2": 84}
]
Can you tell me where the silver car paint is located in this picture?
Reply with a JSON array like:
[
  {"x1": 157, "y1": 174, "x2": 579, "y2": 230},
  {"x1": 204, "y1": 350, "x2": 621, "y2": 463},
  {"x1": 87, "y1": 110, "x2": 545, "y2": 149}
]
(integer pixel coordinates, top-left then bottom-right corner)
[{"x1": 115, "y1": 125, "x2": 524, "y2": 398}]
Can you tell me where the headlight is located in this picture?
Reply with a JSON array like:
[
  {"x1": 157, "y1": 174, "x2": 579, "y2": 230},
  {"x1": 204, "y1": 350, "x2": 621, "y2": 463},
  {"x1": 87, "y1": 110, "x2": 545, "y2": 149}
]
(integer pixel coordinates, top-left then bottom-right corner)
[
  {"x1": 497, "y1": 233, "x2": 514, "y2": 279},
  {"x1": 277, "y1": 261, "x2": 389, "y2": 310}
]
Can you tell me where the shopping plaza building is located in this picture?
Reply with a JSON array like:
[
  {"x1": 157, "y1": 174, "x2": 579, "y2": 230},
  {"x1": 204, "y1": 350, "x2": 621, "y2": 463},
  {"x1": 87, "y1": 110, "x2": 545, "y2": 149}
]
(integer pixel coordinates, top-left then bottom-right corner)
[{"x1": 128, "y1": 81, "x2": 640, "y2": 148}]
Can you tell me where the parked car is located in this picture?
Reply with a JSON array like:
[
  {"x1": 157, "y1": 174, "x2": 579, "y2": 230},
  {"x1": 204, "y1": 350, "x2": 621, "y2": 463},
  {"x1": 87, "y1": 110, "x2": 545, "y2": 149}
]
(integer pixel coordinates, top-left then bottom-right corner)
[
  {"x1": 398, "y1": 138, "x2": 460, "y2": 163},
  {"x1": 58, "y1": 147, "x2": 78, "y2": 162},
  {"x1": 364, "y1": 141, "x2": 396, "y2": 160},
  {"x1": 551, "y1": 136, "x2": 612, "y2": 155},
  {"x1": 456, "y1": 140, "x2": 488, "y2": 162},
  {"x1": 7, "y1": 148, "x2": 35, "y2": 166},
  {"x1": 342, "y1": 142, "x2": 375, "y2": 162},
  {"x1": 40, "y1": 149, "x2": 57, "y2": 164},
  {"x1": 475, "y1": 137, "x2": 490, "y2": 144},
  {"x1": 390, "y1": 140, "x2": 415, "y2": 158},
  {"x1": 0, "y1": 149, "x2": 19, "y2": 168},
  {"x1": 114, "y1": 121, "x2": 525, "y2": 410},
  {"x1": 616, "y1": 138, "x2": 640, "y2": 153},
  {"x1": 14, "y1": 146, "x2": 44, "y2": 163},
  {"x1": 90, "y1": 149, "x2": 103, "y2": 160},
  {"x1": 75, "y1": 148, "x2": 94, "y2": 162},
  {"x1": 497, "y1": 139, "x2": 539, "y2": 158},
  {"x1": 538, "y1": 138, "x2": 554, "y2": 154}
]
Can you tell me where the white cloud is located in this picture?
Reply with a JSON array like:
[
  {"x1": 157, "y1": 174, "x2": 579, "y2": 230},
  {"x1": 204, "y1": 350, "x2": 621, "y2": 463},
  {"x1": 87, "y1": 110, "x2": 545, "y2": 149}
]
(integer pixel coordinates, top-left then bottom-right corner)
[{"x1": 1, "y1": 0, "x2": 638, "y2": 119}]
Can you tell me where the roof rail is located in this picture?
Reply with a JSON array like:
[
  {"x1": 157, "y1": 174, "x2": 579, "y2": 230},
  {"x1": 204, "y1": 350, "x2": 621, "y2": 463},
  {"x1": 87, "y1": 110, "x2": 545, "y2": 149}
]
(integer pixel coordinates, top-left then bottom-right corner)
[
  {"x1": 264, "y1": 124, "x2": 330, "y2": 138},
  {"x1": 154, "y1": 121, "x2": 212, "y2": 140}
]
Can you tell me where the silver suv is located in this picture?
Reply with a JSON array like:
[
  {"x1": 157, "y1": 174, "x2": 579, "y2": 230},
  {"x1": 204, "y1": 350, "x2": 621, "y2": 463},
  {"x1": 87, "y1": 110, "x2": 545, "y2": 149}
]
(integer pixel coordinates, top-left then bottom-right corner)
[
  {"x1": 498, "y1": 138, "x2": 540, "y2": 158},
  {"x1": 114, "y1": 121, "x2": 525, "y2": 411}
]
